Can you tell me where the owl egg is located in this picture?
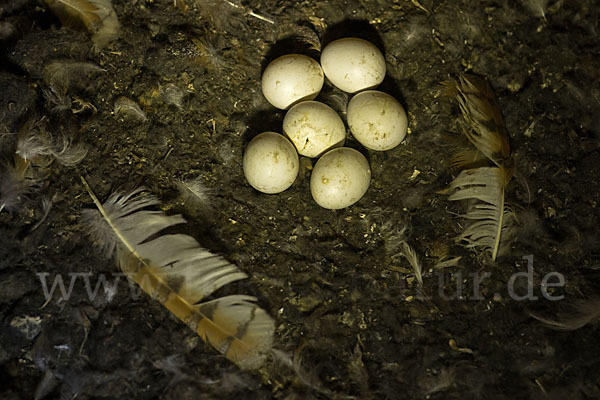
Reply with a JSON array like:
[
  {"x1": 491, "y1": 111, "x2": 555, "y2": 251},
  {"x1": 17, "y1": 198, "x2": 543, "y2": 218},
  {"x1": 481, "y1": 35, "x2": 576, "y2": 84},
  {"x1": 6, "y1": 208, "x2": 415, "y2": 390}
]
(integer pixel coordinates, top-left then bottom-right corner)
[
  {"x1": 320, "y1": 38, "x2": 386, "y2": 93},
  {"x1": 310, "y1": 147, "x2": 371, "y2": 209},
  {"x1": 261, "y1": 54, "x2": 324, "y2": 110},
  {"x1": 283, "y1": 101, "x2": 346, "y2": 158},
  {"x1": 347, "y1": 90, "x2": 407, "y2": 151},
  {"x1": 243, "y1": 132, "x2": 299, "y2": 194}
]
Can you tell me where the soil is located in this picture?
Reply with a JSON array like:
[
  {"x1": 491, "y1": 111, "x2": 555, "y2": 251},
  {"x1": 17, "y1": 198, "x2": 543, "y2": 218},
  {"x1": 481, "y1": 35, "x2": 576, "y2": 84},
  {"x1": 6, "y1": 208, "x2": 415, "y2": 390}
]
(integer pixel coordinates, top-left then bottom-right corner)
[{"x1": 1, "y1": 0, "x2": 600, "y2": 399}]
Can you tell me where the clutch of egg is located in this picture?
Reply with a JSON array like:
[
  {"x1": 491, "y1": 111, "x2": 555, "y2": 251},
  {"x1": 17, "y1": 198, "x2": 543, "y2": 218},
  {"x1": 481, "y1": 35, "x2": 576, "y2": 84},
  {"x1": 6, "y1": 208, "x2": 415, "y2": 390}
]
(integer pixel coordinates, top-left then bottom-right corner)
[{"x1": 246, "y1": 38, "x2": 406, "y2": 207}]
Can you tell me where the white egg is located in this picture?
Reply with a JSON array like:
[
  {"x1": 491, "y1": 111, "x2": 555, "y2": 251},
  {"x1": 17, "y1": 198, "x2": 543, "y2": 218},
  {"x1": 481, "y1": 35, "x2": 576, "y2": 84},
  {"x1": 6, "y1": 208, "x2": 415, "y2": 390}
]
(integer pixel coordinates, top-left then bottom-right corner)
[
  {"x1": 283, "y1": 101, "x2": 346, "y2": 158},
  {"x1": 310, "y1": 147, "x2": 371, "y2": 209},
  {"x1": 261, "y1": 54, "x2": 324, "y2": 110},
  {"x1": 320, "y1": 38, "x2": 386, "y2": 93},
  {"x1": 243, "y1": 132, "x2": 299, "y2": 194},
  {"x1": 347, "y1": 90, "x2": 408, "y2": 151}
]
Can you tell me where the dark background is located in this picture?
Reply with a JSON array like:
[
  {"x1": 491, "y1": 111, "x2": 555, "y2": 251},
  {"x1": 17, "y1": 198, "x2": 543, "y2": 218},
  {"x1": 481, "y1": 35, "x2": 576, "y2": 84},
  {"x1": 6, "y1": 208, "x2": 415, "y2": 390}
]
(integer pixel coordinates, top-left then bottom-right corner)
[{"x1": 1, "y1": 0, "x2": 599, "y2": 398}]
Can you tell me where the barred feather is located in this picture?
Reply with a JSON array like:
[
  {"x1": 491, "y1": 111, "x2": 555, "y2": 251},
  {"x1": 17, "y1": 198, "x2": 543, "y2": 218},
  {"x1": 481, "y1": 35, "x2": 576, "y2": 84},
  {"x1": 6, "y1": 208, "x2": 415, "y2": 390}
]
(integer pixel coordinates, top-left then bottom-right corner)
[{"x1": 80, "y1": 179, "x2": 274, "y2": 369}]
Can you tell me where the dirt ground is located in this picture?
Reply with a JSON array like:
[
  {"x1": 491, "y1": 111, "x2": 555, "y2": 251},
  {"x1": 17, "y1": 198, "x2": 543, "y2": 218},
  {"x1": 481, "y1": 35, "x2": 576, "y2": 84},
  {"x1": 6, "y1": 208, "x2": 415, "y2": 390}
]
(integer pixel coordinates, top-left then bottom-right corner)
[{"x1": 1, "y1": 0, "x2": 600, "y2": 398}]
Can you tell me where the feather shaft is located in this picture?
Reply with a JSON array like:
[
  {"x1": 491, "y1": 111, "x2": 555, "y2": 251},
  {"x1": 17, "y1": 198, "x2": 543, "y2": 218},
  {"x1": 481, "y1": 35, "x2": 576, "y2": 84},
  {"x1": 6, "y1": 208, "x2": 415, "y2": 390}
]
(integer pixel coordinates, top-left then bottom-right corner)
[{"x1": 492, "y1": 184, "x2": 504, "y2": 260}]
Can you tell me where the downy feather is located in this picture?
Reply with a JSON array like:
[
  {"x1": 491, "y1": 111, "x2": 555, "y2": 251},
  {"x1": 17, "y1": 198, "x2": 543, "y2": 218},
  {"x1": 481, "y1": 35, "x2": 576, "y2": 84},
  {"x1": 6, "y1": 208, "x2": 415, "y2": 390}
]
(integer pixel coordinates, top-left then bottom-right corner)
[
  {"x1": 442, "y1": 74, "x2": 515, "y2": 261},
  {"x1": 43, "y1": 61, "x2": 104, "y2": 96},
  {"x1": 44, "y1": 0, "x2": 120, "y2": 51},
  {"x1": 50, "y1": 135, "x2": 88, "y2": 166},
  {"x1": 42, "y1": 61, "x2": 104, "y2": 112},
  {"x1": 521, "y1": 0, "x2": 550, "y2": 20},
  {"x1": 1, "y1": 120, "x2": 86, "y2": 212},
  {"x1": 114, "y1": 97, "x2": 147, "y2": 123},
  {"x1": 80, "y1": 179, "x2": 274, "y2": 370},
  {"x1": 398, "y1": 241, "x2": 423, "y2": 286},
  {"x1": 16, "y1": 119, "x2": 87, "y2": 167},
  {"x1": 1, "y1": 121, "x2": 46, "y2": 212},
  {"x1": 176, "y1": 176, "x2": 213, "y2": 214},
  {"x1": 0, "y1": 161, "x2": 35, "y2": 212}
]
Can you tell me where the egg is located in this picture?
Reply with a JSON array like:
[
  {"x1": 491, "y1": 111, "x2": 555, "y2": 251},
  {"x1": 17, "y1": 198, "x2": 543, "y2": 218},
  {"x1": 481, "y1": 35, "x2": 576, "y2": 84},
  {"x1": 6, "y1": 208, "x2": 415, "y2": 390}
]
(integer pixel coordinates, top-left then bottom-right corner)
[
  {"x1": 310, "y1": 147, "x2": 371, "y2": 209},
  {"x1": 243, "y1": 132, "x2": 299, "y2": 194},
  {"x1": 347, "y1": 90, "x2": 408, "y2": 151},
  {"x1": 283, "y1": 101, "x2": 346, "y2": 158},
  {"x1": 261, "y1": 54, "x2": 324, "y2": 110},
  {"x1": 320, "y1": 38, "x2": 386, "y2": 93}
]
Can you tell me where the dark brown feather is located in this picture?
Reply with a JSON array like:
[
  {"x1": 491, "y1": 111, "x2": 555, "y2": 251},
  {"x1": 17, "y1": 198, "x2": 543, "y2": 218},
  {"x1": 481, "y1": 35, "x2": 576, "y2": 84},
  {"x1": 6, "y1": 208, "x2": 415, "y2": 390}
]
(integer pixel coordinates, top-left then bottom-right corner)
[{"x1": 454, "y1": 73, "x2": 512, "y2": 168}]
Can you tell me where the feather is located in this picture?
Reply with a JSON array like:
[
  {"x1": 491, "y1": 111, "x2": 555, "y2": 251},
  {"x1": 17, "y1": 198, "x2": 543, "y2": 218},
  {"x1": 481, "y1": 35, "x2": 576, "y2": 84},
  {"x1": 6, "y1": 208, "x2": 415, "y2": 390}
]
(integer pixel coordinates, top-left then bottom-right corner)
[
  {"x1": 448, "y1": 147, "x2": 488, "y2": 170},
  {"x1": 433, "y1": 256, "x2": 462, "y2": 269},
  {"x1": 442, "y1": 74, "x2": 515, "y2": 261},
  {"x1": 16, "y1": 119, "x2": 87, "y2": 167},
  {"x1": 41, "y1": 87, "x2": 71, "y2": 112},
  {"x1": 176, "y1": 177, "x2": 213, "y2": 214},
  {"x1": 398, "y1": 241, "x2": 423, "y2": 286},
  {"x1": 193, "y1": 0, "x2": 246, "y2": 32},
  {"x1": 446, "y1": 167, "x2": 515, "y2": 260},
  {"x1": 0, "y1": 122, "x2": 45, "y2": 212},
  {"x1": 194, "y1": 0, "x2": 274, "y2": 29},
  {"x1": 320, "y1": 91, "x2": 349, "y2": 116},
  {"x1": 44, "y1": 0, "x2": 120, "y2": 51},
  {"x1": 49, "y1": 135, "x2": 88, "y2": 166},
  {"x1": 1, "y1": 120, "x2": 86, "y2": 212},
  {"x1": 43, "y1": 61, "x2": 104, "y2": 97},
  {"x1": 157, "y1": 83, "x2": 185, "y2": 109},
  {"x1": 42, "y1": 61, "x2": 104, "y2": 112},
  {"x1": 521, "y1": 0, "x2": 550, "y2": 20},
  {"x1": 452, "y1": 74, "x2": 511, "y2": 169},
  {"x1": 31, "y1": 197, "x2": 53, "y2": 231},
  {"x1": 79, "y1": 178, "x2": 274, "y2": 370},
  {"x1": 43, "y1": 61, "x2": 104, "y2": 89},
  {"x1": 114, "y1": 97, "x2": 147, "y2": 123},
  {"x1": 0, "y1": 161, "x2": 35, "y2": 212},
  {"x1": 15, "y1": 120, "x2": 53, "y2": 163},
  {"x1": 152, "y1": 354, "x2": 188, "y2": 385},
  {"x1": 192, "y1": 35, "x2": 229, "y2": 73},
  {"x1": 529, "y1": 298, "x2": 600, "y2": 331}
]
